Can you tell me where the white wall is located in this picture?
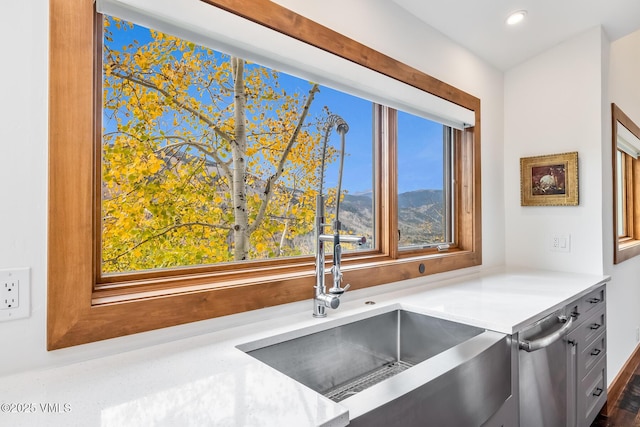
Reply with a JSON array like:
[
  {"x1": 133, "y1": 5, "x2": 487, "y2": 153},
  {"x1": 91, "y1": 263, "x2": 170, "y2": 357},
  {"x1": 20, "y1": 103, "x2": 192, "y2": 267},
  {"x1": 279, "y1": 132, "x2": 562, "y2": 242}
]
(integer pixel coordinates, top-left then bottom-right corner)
[
  {"x1": 504, "y1": 27, "x2": 607, "y2": 276},
  {"x1": 610, "y1": 31, "x2": 640, "y2": 121},
  {"x1": 605, "y1": 29, "x2": 640, "y2": 386},
  {"x1": 0, "y1": 0, "x2": 50, "y2": 370},
  {"x1": 0, "y1": 0, "x2": 505, "y2": 376}
]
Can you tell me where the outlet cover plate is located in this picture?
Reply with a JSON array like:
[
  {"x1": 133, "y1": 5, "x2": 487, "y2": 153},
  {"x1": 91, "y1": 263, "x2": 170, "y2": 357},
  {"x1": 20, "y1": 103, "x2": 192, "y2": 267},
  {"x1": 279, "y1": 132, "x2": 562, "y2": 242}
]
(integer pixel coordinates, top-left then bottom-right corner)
[
  {"x1": 0, "y1": 268, "x2": 30, "y2": 321},
  {"x1": 550, "y1": 234, "x2": 571, "y2": 253}
]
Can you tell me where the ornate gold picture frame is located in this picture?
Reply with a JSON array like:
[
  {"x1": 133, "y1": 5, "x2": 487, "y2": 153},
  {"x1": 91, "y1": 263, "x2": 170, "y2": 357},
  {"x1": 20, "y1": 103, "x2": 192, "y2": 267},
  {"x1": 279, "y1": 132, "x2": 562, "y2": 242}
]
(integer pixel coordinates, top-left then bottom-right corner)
[{"x1": 520, "y1": 152, "x2": 578, "y2": 206}]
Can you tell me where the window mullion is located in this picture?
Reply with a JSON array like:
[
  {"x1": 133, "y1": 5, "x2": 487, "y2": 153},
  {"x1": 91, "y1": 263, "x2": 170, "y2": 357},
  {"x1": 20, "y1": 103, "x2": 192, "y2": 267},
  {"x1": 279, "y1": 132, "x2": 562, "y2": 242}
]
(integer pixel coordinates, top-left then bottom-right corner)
[
  {"x1": 622, "y1": 154, "x2": 630, "y2": 239},
  {"x1": 384, "y1": 106, "x2": 399, "y2": 259},
  {"x1": 631, "y1": 155, "x2": 639, "y2": 239},
  {"x1": 443, "y1": 126, "x2": 454, "y2": 245}
]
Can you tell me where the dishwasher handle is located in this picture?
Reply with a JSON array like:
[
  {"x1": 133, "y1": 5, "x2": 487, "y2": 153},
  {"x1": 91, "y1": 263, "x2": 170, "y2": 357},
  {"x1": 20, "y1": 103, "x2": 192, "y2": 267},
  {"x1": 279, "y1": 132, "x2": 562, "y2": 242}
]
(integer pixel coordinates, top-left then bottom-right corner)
[{"x1": 518, "y1": 315, "x2": 575, "y2": 352}]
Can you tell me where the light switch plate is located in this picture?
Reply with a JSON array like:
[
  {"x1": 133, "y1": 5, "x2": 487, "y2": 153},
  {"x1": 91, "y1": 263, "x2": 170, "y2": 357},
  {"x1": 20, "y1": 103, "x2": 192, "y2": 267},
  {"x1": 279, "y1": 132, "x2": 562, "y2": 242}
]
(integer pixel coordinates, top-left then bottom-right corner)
[{"x1": 0, "y1": 268, "x2": 30, "y2": 321}]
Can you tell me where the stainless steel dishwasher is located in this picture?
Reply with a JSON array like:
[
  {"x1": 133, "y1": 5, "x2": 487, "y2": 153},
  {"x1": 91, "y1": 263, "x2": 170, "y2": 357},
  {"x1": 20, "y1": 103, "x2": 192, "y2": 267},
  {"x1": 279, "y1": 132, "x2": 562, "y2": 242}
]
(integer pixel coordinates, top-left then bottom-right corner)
[{"x1": 518, "y1": 304, "x2": 578, "y2": 427}]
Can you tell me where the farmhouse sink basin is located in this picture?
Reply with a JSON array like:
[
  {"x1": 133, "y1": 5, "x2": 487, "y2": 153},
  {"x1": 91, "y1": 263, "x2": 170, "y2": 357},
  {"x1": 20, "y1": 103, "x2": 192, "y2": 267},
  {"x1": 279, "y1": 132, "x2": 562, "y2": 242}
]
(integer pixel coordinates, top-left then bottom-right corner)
[{"x1": 238, "y1": 306, "x2": 511, "y2": 427}]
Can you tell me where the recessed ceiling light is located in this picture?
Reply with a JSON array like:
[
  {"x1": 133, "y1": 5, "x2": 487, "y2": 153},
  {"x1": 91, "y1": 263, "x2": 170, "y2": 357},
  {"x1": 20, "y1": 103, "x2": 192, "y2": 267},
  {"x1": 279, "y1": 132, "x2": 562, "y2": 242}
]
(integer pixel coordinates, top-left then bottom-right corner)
[{"x1": 506, "y1": 10, "x2": 527, "y2": 26}]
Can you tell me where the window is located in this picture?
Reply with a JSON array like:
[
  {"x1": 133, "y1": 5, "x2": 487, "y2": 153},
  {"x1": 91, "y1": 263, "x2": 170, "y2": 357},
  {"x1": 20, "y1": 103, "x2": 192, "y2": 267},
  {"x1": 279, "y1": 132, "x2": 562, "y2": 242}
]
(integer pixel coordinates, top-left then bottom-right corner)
[
  {"x1": 613, "y1": 103, "x2": 640, "y2": 263},
  {"x1": 48, "y1": 0, "x2": 481, "y2": 349},
  {"x1": 396, "y1": 111, "x2": 454, "y2": 250},
  {"x1": 100, "y1": 16, "x2": 375, "y2": 275}
]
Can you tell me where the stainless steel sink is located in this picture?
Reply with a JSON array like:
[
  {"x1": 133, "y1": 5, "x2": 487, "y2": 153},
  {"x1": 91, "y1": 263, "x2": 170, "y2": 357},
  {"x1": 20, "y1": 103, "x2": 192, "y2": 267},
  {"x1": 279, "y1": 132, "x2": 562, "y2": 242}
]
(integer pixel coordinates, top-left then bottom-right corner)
[{"x1": 238, "y1": 306, "x2": 512, "y2": 427}]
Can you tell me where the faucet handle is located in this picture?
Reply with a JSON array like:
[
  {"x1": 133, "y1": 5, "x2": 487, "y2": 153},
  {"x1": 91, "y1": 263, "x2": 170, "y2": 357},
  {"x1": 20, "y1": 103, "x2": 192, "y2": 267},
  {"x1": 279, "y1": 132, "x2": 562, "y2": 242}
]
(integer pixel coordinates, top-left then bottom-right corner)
[
  {"x1": 316, "y1": 293, "x2": 340, "y2": 309},
  {"x1": 329, "y1": 283, "x2": 350, "y2": 295}
]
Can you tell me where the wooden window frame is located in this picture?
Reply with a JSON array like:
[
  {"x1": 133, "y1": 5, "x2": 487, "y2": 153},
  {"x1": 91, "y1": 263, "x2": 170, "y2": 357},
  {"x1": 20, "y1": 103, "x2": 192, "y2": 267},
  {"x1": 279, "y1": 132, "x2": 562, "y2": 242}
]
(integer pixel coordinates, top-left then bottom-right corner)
[
  {"x1": 48, "y1": 0, "x2": 482, "y2": 349},
  {"x1": 617, "y1": 150, "x2": 631, "y2": 238},
  {"x1": 613, "y1": 103, "x2": 640, "y2": 264}
]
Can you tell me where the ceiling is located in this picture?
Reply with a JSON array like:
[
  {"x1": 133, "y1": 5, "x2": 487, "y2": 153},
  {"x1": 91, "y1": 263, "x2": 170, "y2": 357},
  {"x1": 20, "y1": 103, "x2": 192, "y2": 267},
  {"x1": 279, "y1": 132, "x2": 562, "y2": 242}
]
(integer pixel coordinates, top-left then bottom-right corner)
[{"x1": 392, "y1": 0, "x2": 640, "y2": 70}]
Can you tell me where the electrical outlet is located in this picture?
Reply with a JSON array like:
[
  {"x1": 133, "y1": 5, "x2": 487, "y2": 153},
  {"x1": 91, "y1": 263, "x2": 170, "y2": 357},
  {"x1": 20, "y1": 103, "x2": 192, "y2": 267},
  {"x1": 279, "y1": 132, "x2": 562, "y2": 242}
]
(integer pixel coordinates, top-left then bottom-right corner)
[
  {"x1": 1, "y1": 280, "x2": 18, "y2": 309},
  {"x1": 0, "y1": 268, "x2": 30, "y2": 321}
]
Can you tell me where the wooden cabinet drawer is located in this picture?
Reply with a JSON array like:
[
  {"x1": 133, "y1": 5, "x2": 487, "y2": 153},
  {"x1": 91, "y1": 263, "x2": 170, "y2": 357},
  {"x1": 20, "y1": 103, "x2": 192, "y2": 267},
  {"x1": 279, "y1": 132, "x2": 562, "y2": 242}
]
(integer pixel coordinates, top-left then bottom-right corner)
[
  {"x1": 580, "y1": 331, "x2": 606, "y2": 381},
  {"x1": 579, "y1": 286, "x2": 605, "y2": 317},
  {"x1": 579, "y1": 359, "x2": 606, "y2": 427},
  {"x1": 578, "y1": 307, "x2": 606, "y2": 344}
]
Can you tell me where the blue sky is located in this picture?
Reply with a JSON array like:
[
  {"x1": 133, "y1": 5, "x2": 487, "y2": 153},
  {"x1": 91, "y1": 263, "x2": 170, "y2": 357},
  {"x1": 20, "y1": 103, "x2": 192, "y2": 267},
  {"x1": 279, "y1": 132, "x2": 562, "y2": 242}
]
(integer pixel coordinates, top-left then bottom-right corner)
[{"x1": 104, "y1": 17, "x2": 444, "y2": 194}]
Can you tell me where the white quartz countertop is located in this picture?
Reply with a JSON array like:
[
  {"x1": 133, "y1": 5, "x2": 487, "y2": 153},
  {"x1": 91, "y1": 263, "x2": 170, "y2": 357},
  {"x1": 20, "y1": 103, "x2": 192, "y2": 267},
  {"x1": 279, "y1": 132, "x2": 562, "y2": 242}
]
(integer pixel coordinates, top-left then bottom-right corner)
[{"x1": 0, "y1": 267, "x2": 609, "y2": 427}]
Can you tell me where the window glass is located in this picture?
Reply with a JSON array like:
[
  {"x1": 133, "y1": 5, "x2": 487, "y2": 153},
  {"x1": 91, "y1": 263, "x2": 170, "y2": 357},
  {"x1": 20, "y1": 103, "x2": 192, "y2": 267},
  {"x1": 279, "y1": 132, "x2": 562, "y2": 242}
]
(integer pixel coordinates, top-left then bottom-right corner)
[
  {"x1": 101, "y1": 16, "x2": 373, "y2": 275},
  {"x1": 396, "y1": 110, "x2": 451, "y2": 249},
  {"x1": 617, "y1": 150, "x2": 626, "y2": 238}
]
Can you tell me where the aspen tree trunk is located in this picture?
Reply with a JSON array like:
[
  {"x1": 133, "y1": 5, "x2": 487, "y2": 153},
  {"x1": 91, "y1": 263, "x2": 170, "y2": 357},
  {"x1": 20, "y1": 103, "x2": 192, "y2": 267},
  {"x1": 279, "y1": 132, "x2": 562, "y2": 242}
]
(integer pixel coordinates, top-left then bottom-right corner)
[
  {"x1": 231, "y1": 57, "x2": 249, "y2": 261},
  {"x1": 276, "y1": 194, "x2": 293, "y2": 257}
]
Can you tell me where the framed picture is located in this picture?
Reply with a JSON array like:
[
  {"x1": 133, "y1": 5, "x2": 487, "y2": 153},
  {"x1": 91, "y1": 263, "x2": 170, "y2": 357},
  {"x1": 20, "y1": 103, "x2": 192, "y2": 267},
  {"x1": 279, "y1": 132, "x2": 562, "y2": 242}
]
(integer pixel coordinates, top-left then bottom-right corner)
[{"x1": 520, "y1": 151, "x2": 578, "y2": 206}]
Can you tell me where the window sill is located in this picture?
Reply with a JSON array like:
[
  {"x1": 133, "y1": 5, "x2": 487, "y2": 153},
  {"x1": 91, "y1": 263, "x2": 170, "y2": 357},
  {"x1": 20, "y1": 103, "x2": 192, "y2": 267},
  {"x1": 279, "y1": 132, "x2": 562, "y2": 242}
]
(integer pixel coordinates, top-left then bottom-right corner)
[
  {"x1": 48, "y1": 250, "x2": 480, "y2": 350},
  {"x1": 615, "y1": 238, "x2": 640, "y2": 264}
]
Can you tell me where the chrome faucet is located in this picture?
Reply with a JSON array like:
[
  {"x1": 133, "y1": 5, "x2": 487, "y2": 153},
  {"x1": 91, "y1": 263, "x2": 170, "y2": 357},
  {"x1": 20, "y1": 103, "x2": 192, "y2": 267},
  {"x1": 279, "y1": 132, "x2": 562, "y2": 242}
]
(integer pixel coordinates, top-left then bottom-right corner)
[{"x1": 313, "y1": 115, "x2": 365, "y2": 318}]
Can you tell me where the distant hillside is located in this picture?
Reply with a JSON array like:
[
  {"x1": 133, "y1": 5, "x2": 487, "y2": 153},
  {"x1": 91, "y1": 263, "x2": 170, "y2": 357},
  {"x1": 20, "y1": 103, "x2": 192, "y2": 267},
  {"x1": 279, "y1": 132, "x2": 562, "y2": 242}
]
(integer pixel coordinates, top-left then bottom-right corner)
[
  {"x1": 396, "y1": 189, "x2": 445, "y2": 245},
  {"x1": 398, "y1": 189, "x2": 443, "y2": 209},
  {"x1": 337, "y1": 189, "x2": 445, "y2": 247}
]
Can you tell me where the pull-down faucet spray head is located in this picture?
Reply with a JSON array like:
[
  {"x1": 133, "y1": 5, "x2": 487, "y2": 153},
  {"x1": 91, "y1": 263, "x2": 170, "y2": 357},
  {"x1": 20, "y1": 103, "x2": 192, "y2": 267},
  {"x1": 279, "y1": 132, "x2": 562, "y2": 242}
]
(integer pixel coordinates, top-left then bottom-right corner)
[{"x1": 313, "y1": 114, "x2": 365, "y2": 317}]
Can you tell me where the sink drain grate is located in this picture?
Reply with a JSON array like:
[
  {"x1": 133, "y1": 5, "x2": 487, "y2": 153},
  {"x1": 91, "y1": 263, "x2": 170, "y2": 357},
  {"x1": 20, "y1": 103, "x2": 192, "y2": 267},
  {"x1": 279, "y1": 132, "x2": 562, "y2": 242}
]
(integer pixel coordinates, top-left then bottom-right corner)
[{"x1": 324, "y1": 360, "x2": 415, "y2": 402}]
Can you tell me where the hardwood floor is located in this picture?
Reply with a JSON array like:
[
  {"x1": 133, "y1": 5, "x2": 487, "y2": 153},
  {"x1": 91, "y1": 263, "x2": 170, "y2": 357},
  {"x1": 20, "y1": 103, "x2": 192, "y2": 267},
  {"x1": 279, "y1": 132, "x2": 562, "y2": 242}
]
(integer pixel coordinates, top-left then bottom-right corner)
[{"x1": 592, "y1": 374, "x2": 640, "y2": 426}]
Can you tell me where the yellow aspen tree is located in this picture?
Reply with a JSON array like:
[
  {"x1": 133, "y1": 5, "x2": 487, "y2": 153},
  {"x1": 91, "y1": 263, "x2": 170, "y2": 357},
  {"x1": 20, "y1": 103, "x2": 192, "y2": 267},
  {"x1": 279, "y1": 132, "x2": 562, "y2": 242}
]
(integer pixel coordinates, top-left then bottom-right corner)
[{"x1": 101, "y1": 17, "x2": 333, "y2": 273}]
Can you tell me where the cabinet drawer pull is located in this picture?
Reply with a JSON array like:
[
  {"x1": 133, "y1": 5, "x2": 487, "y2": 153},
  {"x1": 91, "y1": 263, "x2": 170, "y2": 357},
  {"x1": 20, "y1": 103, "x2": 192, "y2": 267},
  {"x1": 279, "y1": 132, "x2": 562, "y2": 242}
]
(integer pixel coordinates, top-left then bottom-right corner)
[
  {"x1": 589, "y1": 323, "x2": 602, "y2": 330},
  {"x1": 593, "y1": 387, "x2": 604, "y2": 397},
  {"x1": 587, "y1": 297, "x2": 601, "y2": 304},
  {"x1": 590, "y1": 348, "x2": 601, "y2": 356}
]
